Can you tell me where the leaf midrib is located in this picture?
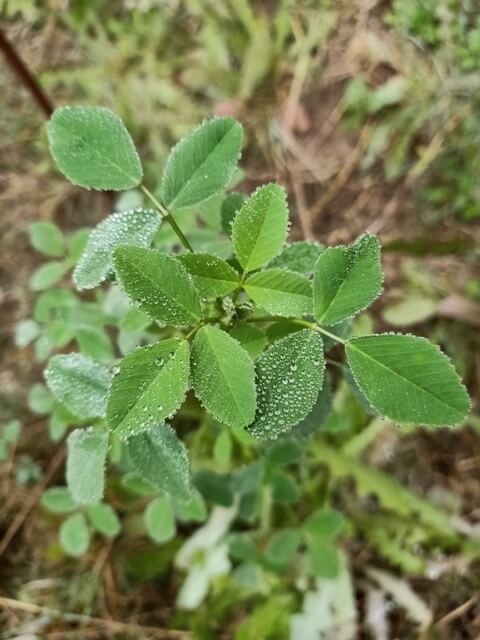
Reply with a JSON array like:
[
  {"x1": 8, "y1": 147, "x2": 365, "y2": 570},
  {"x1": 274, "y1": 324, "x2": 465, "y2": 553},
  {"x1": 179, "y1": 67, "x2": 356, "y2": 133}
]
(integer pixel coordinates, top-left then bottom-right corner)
[
  {"x1": 348, "y1": 340, "x2": 464, "y2": 420},
  {"x1": 203, "y1": 328, "x2": 253, "y2": 424},
  {"x1": 118, "y1": 253, "x2": 200, "y2": 323},
  {"x1": 54, "y1": 120, "x2": 140, "y2": 185},
  {"x1": 115, "y1": 344, "x2": 183, "y2": 431},
  {"x1": 166, "y1": 121, "x2": 237, "y2": 209}
]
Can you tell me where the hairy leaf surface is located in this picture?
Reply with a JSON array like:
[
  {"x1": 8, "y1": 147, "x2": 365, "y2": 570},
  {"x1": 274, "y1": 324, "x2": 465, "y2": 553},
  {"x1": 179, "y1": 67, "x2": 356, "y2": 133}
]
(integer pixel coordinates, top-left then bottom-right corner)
[
  {"x1": 191, "y1": 325, "x2": 256, "y2": 428},
  {"x1": 160, "y1": 117, "x2": 243, "y2": 210},
  {"x1": 313, "y1": 233, "x2": 382, "y2": 325},
  {"x1": 74, "y1": 209, "x2": 160, "y2": 290},
  {"x1": 248, "y1": 330, "x2": 325, "y2": 440},
  {"x1": 244, "y1": 268, "x2": 312, "y2": 316},
  {"x1": 66, "y1": 428, "x2": 109, "y2": 504},
  {"x1": 346, "y1": 334, "x2": 470, "y2": 426},
  {"x1": 113, "y1": 246, "x2": 201, "y2": 326},
  {"x1": 127, "y1": 425, "x2": 193, "y2": 502},
  {"x1": 107, "y1": 339, "x2": 190, "y2": 438},
  {"x1": 232, "y1": 184, "x2": 288, "y2": 271},
  {"x1": 45, "y1": 354, "x2": 111, "y2": 419},
  {"x1": 178, "y1": 253, "x2": 240, "y2": 299},
  {"x1": 47, "y1": 106, "x2": 142, "y2": 190}
]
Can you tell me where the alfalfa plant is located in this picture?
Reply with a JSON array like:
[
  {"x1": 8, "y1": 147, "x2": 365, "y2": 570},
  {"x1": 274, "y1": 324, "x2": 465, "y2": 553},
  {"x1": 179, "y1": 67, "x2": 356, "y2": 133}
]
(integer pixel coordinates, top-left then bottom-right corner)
[{"x1": 41, "y1": 105, "x2": 470, "y2": 548}]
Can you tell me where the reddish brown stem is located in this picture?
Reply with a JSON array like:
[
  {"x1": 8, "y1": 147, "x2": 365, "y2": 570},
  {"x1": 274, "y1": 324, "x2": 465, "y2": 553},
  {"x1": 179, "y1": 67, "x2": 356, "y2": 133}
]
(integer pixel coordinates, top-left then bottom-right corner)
[{"x1": 0, "y1": 27, "x2": 54, "y2": 118}]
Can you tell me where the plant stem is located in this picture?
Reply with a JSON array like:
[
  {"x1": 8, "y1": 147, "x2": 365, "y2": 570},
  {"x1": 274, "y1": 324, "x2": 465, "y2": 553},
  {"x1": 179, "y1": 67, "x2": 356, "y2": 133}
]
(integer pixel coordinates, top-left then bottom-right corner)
[
  {"x1": 141, "y1": 185, "x2": 194, "y2": 252},
  {"x1": 245, "y1": 315, "x2": 347, "y2": 345}
]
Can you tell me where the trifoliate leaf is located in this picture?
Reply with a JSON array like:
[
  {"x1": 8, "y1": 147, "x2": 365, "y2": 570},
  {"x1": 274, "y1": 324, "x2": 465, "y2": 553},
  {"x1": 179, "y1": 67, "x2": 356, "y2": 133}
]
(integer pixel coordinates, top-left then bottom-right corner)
[
  {"x1": 244, "y1": 268, "x2": 312, "y2": 316},
  {"x1": 59, "y1": 513, "x2": 90, "y2": 557},
  {"x1": 47, "y1": 106, "x2": 143, "y2": 190},
  {"x1": 303, "y1": 509, "x2": 345, "y2": 540},
  {"x1": 41, "y1": 487, "x2": 76, "y2": 513},
  {"x1": 107, "y1": 339, "x2": 190, "y2": 438},
  {"x1": 346, "y1": 334, "x2": 471, "y2": 426},
  {"x1": 229, "y1": 324, "x2": 267, "y2": 359},
  {"x1": 45, "y1": 354, "x2": 111, "y2": 419},
  {"x1": 66, "y1": 428, "x2": 109, "y2": 504},
  {"x1": 221, "y1": 192, "x2": 246, "y2": 237},
  {"x1": 313, "y1": 233, "x2": 382, "y2": 326},
  {"x1": 268, "y1": 241, "x2": 324, "y2": 276},
  {"x1": 248, "y1": 330, "x2": 325, "y2": 440},
  {"x1": 73, "y1": 209, "x2": 160, "y2": 290},
  {"x1": 191, "y1": 325, "x2": 256, "y2": 428},
  {"x1": 127, "y1": 425, "x2": 193, "y2": 502},
  {"x1": 160, "y1": 117, "x2": 243, "y2": 210},
  {"x1": 29, "y1": 222, "x2": 65, "y2": 257},
  {"x1": 113, "y1": 246, "x2": 201, "y2": 326},
  {"x1": 178, "y1": 253, "x2": 240, "y2": 300},
  {"x1": 145, "y1": 496, "x2": 176, "y2": 543},
  {"x1": 232, "y1": 184, "x2": 288, "y2": 272},
  {"x1": 87, "y1": 503, "x2": 121, "y2": 537}
]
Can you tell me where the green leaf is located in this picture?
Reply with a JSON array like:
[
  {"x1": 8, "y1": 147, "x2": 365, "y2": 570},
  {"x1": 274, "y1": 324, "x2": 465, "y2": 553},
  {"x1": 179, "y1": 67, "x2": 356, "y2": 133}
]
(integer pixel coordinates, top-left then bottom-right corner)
[
  {"x1": 178, "y1": 253, "x2": 240, "y2": 300},
  {"x1": 45, "y1": 354, "x2": 111, "y2": 419},
  {"x1": 74, "y1": 209, "x2": 160, "y2": 290},
  {"x1": 303, "y1": 509, "x2": 345, "y2": 540},
  {"x1": 268, "y1": 241, "x2": 324, "y2": 276},
  {"x1": 307, "y1": 539, "x2": 340, "y2": 578},
  {"x1": 248, "y1": 330, "x2": 325, "y2": 440},
  {"x1": 221, "y1": 192, "x2": 246, "y2": 237},
  {"x1": 107, "y1": 339, "x2": 190, "y2": 438},
  {"x1": 194, "y1": 469, "x2": 234, "y2": 507},
  {"x1": 291, "y1": 375, "x2": 332, "y2": 439},
  {"x1": 28, "y1": 383, "x2": 53, "y2": 414},
  {"x1": 127, "y1": 425, "x2": 193, "y2": 502},
  {"x1": 191, "y1": 325, "x2": 256, "y2": 428},
  {"x1": 264, "y1": 528, "x2": 301, "y2": 571},
  {"x1": 175, "y1": 491, "x2": 207, "y2": 523},
  {"x1": 47, "y1": 106, "x2": 143, "y2": 191},
  {"x1": 145, "y1": 496, "x2": 176, "y2": 543},
  {"x1": 266, "y1": 438, "x2": 303, "y2": 466},
  {"x1": 41, "y1": 487, "x2": 76, "y2": 513},
  {"x1": 29, "y1": 222, "x2": 65, "y2": 257},
  {"x1": 87, "y1": 503, "x2": 121, "y2": 537},
  {"x1": 270, "y1": 471, "x2": 300, "y2": 505},
  {"x1": 213, "y1": 430, "x2": 232, "y2": 466},
  {"x1": 59, "y1": 513, "x2": 90, "y2": 557},
  {"x1": 160, "y1": 117, "x2": 243, "y2": 210},
  {"x1": 346, "y1": 334, "x2": 471, "y2": 426},
  {"x1": 30, "y1": 261, "x2": 68, "y2": 291},
  {"x1": 313, "y1": 233, "x2": 383, "y2": 326},
  {"x1": 113, "y1": 246, "x2": 201, "y2": 326},
  {"x1": 232, "y1": 184, "x2": 289, "y2": 272},
  {"x1": 382, "y1": 296, "x2": 437, "y2": 327},
  {"x1": 76, "y1": 326, "x2": 113, "y2": 363},
  {"x1": 66, "y1": 429, "x2": 109, "y2": 504},
  {"x1": 244, "y1": 268, "x2": 312, "y2": 316},
  {"x1": 229, "y1": 324, "x2": 267, "y2": 359}
]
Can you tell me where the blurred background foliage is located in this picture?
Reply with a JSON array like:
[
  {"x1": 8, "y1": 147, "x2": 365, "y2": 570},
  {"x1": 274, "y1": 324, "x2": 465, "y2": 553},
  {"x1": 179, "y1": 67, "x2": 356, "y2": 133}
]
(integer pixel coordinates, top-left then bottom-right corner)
[{"x1": 1, "y1": 1, "x2": 480, "y2": 638}]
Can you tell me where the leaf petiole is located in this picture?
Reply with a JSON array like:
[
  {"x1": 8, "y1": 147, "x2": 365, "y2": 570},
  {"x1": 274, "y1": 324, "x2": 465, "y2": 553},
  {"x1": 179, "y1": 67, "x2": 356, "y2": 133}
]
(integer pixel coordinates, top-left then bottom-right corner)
[{"x1": 141, "y1": 184, "x2": 194, "y2": 253}]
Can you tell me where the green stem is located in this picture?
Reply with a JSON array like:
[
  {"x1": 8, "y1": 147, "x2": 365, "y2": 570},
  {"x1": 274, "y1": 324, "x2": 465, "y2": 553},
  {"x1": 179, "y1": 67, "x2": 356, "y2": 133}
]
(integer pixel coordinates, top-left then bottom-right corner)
[
  {"x1": 245, "y1": 315, "x2": 347, "y2": 345},
  {"x1": 141, "y1": 184, "x2": 194, "y2": 252}
]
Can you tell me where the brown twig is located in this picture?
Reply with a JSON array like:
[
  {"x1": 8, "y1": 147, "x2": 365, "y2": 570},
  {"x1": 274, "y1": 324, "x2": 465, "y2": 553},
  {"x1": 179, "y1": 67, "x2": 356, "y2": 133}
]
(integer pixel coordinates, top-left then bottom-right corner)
[
  {"x1": 0, "y1": 596, "x2": 190, "y2": 638},
  {"x1": 0, "y1": 27, "x2": 54, "y2": 118}
]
